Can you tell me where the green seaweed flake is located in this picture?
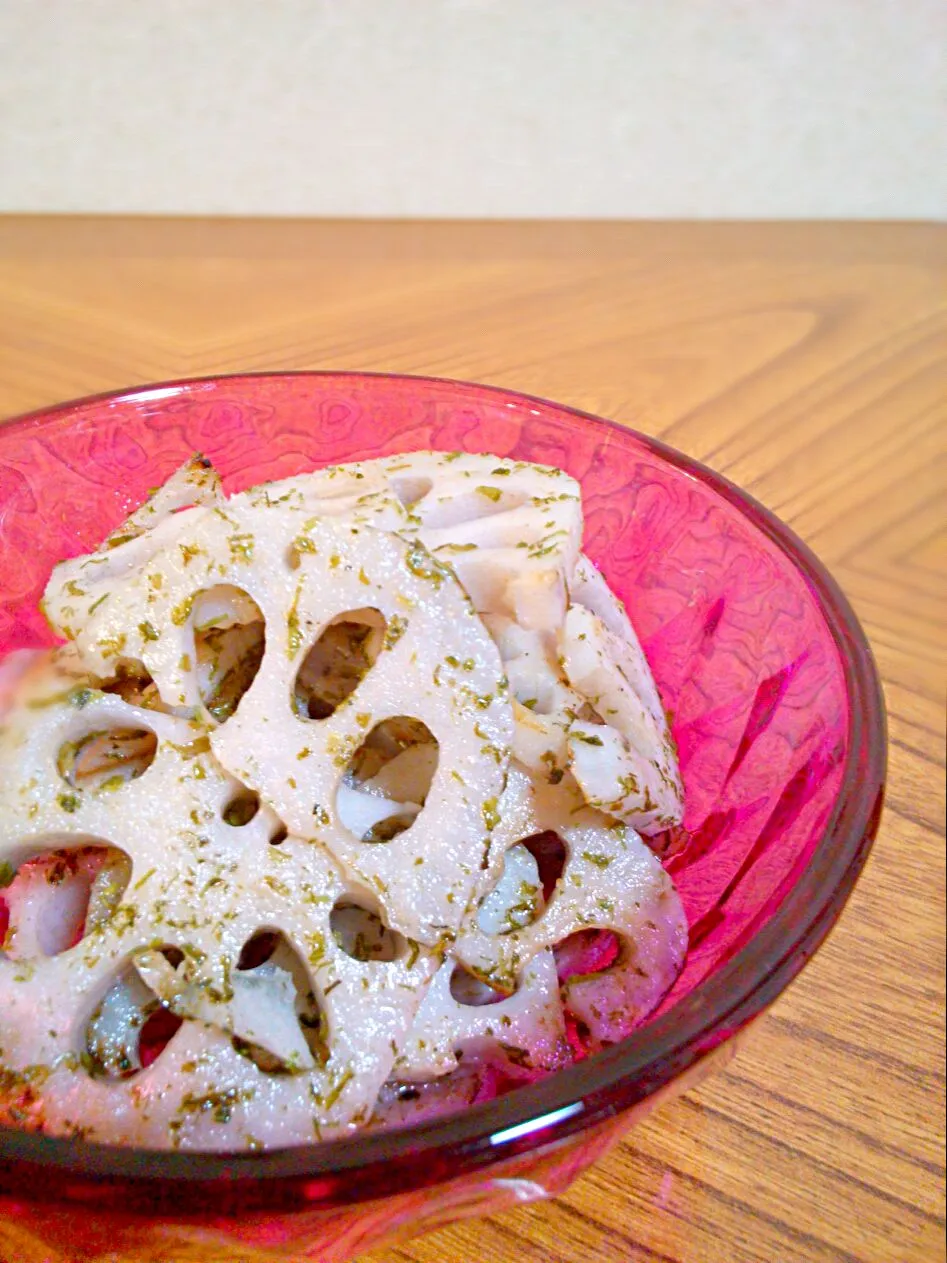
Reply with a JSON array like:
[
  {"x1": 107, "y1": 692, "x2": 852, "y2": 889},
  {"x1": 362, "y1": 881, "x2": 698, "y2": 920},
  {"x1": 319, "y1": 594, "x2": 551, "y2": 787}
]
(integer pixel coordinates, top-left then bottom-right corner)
[
  {"x1": 383, "y1": 614, "x2": 408, "y2": 651},
  {"x1": 481, "y1": 797, "x2": 500, "y2": 831},
  {"x1": 171, "y1": 597, "x2": 194, "y2": 627},
  {"x1": 404, "y1": 543, "x2": 444, "y2": 587},
  {"x1": 179, "y1": 1087, "x2": 253, "y2": 1125},
  {"x1": 287, "y1": 581, "x2": 304, "y2": 659},
  {"x1": 228, "y1": 533, "x2": 255, "y2": 564}
]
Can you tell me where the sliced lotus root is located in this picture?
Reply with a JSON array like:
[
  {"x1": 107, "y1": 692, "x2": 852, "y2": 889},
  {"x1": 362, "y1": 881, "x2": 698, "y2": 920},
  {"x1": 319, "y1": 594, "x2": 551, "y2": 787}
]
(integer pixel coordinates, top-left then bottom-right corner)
[
  {"x1": 43, "y1": 456, "x2": 224, "y2": 644},
  {"x1": 117, "y1": 845, "x2": 438, "y2": 1148},
  {"x1": 43, "y1": 454, "x2": 404, "y2": 651},
  {"x1": 116, "y1": 454, "x2": 225, "y2": 538},
  {"x1": 54, "y1": 494, "x2": 512, "y2": 945},
  {"x1": 193, "y1": 607, "x2": 266, "y2": 723},
  {"x1": 241, "y1": 463, "x2": 406, "y2": 531},
  {"x1": 475, "y1": 841, "x2": 545, "y2": 935},
  {"x1": 0, "y1": 673, "x2": 438, "y2": 1147},
  {"x1": 0, "y1": 679, "x2": 250, "y2": 1132},
  {"x1": 203, "y1": 522, "x2": 511, "y2": 946},
  {"x1": 560, "y1": 603, "x2": 683, "y2": 834},
  {"x1": 481, "y1": 613, "x2": 581, "y2": 780},
  {"x1": 569, "y1": 554, "x2": 667, "y2": 728},
  {"x1": 0, "y1": 665, "x2": 209, "y2": 875},
  {"x1": 454, "y1": 764, "x2": 687, "y2": 1044},
  {"x1": 47, "y1": 464, "x2": 406, "y2": 678},
  {"x1": 133, "y1": 938, "x2": 321, "y2": 1073},
  {"x1": 360, "y1": 451, "x2": 584, "y2": 633},
  {"x1": 474, "y1": 556, "x2": 681, "y2": 832},
  {"x1": 1, "y1": 846, "x2": 129, "y2": 959},
  {"x1": 393, "y1": 836, "x2": 564, "y2": 1080},
  {"x1": 374, "y1": 1039, "x2": 563, "y2": 1129},
  {"x1": 3, "y1": 455, "x2": 689, "y2": 1148},
  {"x1": 393, "y1": 948, "x2": 567, "y2": 1082}
]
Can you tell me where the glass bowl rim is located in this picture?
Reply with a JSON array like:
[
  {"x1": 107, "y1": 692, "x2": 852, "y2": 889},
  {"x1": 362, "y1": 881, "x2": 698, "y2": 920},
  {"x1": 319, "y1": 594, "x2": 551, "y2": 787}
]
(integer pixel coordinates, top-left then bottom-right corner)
[{"x1": 0, "y1": 371, "x2": 886, "y2": 1199}]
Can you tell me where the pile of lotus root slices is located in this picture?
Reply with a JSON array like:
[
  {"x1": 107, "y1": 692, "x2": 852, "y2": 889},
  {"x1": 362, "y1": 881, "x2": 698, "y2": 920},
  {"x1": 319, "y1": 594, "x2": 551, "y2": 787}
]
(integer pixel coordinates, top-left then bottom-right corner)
[{"x1": 0, "y1": 451, "x2": 686, "y2": 1150}]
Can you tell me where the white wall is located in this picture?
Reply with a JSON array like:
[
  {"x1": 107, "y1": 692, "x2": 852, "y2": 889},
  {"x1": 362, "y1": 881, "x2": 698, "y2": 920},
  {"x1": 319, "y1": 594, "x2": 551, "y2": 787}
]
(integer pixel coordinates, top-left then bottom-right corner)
[{"x1": 1, "y1": 0, "x2": 944, "y2": 219}]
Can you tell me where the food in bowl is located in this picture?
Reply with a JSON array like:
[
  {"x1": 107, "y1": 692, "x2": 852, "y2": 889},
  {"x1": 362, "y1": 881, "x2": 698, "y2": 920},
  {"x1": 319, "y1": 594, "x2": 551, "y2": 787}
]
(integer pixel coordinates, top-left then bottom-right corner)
[{"x1": 0, "y1": 450, "x2": 686, "y2": 1150}]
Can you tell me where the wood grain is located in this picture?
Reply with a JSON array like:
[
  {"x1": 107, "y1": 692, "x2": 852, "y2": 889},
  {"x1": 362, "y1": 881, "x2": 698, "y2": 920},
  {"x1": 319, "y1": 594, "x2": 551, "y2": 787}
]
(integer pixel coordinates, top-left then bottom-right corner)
[{"x1": 0, "y1": 216, "x2": 944, "y2": 1263}]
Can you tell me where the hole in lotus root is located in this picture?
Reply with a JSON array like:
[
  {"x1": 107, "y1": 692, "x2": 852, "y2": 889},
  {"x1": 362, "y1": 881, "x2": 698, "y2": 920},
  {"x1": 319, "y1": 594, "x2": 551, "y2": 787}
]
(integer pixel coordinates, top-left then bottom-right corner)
[
  {"x1": 521, "y1": 831, "x2": 568, "y2": 901},
  {"x1": 57, "y1": 728, "x2": 158, "y2": 793},
  {"x1": 476, "y1": 844, "x2": 542, "y2": 936},
  {"x1": 564, "y1": 1012, "x2": 593, "y2": 1061},
  {"x1": 138, "y1": 1007, "x2": 185, "y2": 1068},
  {"x1": 101, "y1": 666, "x2": 168, "y2": 713},
  {"x1": 0, "y1": 844, "x2": 132, "y2": 958},
  {"x1": 236, "y1": 929, "x2": 280, "y2": 970},
  {"x1": 230, "y1": 931, "x2": 328, "y2": 1073},
  {"x1": 330, "y1": 898, "x2": 404, "y2": 962},
  {"x1": 292, "y1": 608, "x2": 386, "y2": 720},
  {"x1": 193, "y1": 586, "x2": 265, "y2": 723},
  {"x1": 84, "y1": 955, "x2": 182, "y2": 1079},
  {"x1": 449, "y1": 963, "x2": 511, "y2": 1008},
  {"x1": 337, "y1": 717, "x2": 439, "y2": 844},
  {"x1": 553, "y1": 928, "x2": 621, "y2": 984},
  {"x1": 475, "y1": 832, "x2": 566, "y2": 937},
  {"x1": 222, "y1": 789, "x2": 261, "y2": 827},
  {"x1": 356, "y1": 810, "x2": 417, "y2": 845}
]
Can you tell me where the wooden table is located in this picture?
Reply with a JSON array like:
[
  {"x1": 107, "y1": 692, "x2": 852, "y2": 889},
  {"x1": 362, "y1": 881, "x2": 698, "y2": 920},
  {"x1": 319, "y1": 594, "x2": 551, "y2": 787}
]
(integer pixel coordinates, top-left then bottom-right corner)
[{"x1": 0, "y1": 217, "x2": 944, "y2": 1263}]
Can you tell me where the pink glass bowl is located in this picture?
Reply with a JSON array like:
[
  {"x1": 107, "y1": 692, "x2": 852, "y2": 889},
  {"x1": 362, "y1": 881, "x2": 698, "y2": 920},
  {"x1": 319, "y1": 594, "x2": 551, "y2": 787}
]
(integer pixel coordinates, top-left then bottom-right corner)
[{"x1": 0, "y1": 373, "x2": 885, "y2": 1262}]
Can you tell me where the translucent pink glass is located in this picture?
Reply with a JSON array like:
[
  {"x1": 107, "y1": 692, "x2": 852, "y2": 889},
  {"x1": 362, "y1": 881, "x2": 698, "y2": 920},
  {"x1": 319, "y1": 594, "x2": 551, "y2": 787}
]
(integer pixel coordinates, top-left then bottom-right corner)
[{"x1": 0, "y1": 374, "x2": 885, "y2": 1262}]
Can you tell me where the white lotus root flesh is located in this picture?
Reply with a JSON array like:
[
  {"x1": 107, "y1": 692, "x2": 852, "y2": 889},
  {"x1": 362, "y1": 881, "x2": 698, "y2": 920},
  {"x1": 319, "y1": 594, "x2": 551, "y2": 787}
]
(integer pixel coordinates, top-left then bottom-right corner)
[
  {"x1": 1, "y1": 452, "x2": 686, "y2": 1148},
  {"x1": 561, "y1": 602, "x2": 683, "y2": 834},
  {"x1": 395, "y1": 948, "x2": 567, "y2": 1082},
  {"x1": 0, "y1": 675, "x2": 439, "y2": 1146},
  {"x1": 455, "y1": 765, "x2": 688, "y2": 1046}
]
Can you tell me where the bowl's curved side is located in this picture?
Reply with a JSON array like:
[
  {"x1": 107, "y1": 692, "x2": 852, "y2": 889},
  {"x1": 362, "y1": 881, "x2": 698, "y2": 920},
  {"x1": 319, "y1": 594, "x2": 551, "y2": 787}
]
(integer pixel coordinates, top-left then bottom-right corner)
[{"x1": 0, "y1": 1037, "x2": 747, "y2": 1263}]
